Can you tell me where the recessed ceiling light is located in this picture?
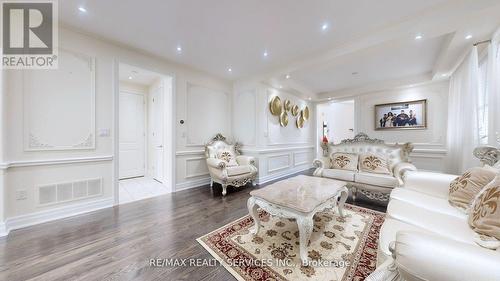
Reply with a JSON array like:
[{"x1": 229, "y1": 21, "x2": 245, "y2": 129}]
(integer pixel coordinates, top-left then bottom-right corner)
[
  {"x1": 278, "y1": 85, "x2": 283, "y2": 89},
  {"x1": 328, "y1": 97, "x2": 332, "y2": 100},
  {"x1": 128, "y1": 76, "x2": 132, "y2": 80},
  {"x1": 285, "y1": 74, "x2": 291, "y2": 79},
  {"x1": 263, "y1": 50, "x2": 268, "y2": 57},
  {"x1": 176, "y1": 46, "x2": 182, "y2": 52},
  {"x1": 227, "y1": 67, "x2": 232, "y2": 72},
  {"x1": 465, "y1": 34, "x2": 473, "y2": 40},
  {"x1": 441, "y1": 73, "x2": 448, "y2": 77},
  {"x1": 78, "y1": 7, "x2": 87, "y2": 13},
  {"x1": 321, "y1": 23, "x2": 329, "y2": 31},
  {"x1": 415, "y1": 34, "x2": 423, "y2": 40},
  {"x1": 308, "y1": 97, "x2": 312, "y2": 101}
]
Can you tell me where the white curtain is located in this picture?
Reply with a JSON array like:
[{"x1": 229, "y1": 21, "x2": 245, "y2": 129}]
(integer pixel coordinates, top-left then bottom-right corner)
[
  {"x1": 447, "y1": 47, "x2": 481, "y2": 174},
  {"x1": 487, "y1": 28, "x2": 500, "y2": 146}
]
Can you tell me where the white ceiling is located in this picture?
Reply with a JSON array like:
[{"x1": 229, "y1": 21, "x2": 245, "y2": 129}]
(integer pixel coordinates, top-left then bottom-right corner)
[
  {"x1": 292, "y1": 35, "x2": 447, "y2": 94},
  {"x1": 59, "y1": 0, "x2": 500, "y2": 97},
  {"x1": 119, "y1": 63, "x2": 162, "y2": 86}
]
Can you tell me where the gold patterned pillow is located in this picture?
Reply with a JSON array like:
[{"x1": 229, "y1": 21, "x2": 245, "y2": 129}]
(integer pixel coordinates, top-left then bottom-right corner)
[
  {"x1": 468, "y1": 175, "x2": 500, "y2": 246},
  {"x1": 216, "y1": 150, "x2": 238, "y2": 167},
  {"x1": 330, "y1": 153, "x2": 358, "y2": 171},
  {"x1": 448, "y1": 167, "x2": 497, "y2": 211},
  {"x1": 359, "y1": 153, "x2": 391, "y2": 175}
]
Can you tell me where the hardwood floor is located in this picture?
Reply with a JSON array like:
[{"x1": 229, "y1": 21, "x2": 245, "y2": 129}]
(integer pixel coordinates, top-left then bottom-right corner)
[{"x1": 0, "y1": 169, "x2": 386, "y2": 281}]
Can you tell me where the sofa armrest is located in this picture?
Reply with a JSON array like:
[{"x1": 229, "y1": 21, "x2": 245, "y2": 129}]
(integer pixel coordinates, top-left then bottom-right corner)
[
  {"x1": 312, "y1": 158, "x2": 325, "y2": 168},
  {"x1": 403, "y1": 171, "x2": 457, "y2": 199},
  {"x1": 206, "y1": 158, "x2": 226, "y2": 169},
  {"x1": 394, "y1": 231, "x2": 500, "y2": 281},
  {"x1": 236, "y1": 155, "x2": 255, "y2": 166},
  {"x1": 393, "y1": 162, "x2": 417, "y2": 186}
]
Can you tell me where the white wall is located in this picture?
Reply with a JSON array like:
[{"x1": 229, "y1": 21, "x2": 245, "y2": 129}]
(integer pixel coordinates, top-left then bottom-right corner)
[
  {"x1": 354, "y1": 81, "x2": 449, "y2": 171},
  {"x1": 317, "y1": 101, "x2": 355, "y2": 145},
  {"x1": 233, "y1": 82, "x2": 315, "y2": 184},
  {"x1": 0, "y1": 27, "x2": 232, "y2": 235}
]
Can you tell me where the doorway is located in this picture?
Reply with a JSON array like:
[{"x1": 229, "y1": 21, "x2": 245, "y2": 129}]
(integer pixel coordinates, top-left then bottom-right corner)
[
  {"x1": 117, "y1": 63, "x2": 173, "y2": 204},
  {"x1": 317, "y1": 100, "x2": 355, "y2": 147}
]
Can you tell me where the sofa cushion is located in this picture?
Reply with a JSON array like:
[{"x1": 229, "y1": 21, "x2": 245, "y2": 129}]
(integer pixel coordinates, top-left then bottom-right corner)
[
  {"x1": 330, "y1": 152, "x2": 358, "y2": 171},
  {"x1": 387, "y1": 199, "x2": 476, "y2": 245},
  {"x1": 378, "y1": 218, "x2": 429, "y2": 263},
  {"x1": 226, "y1": 165, "x2": 251, "y2": 176},
  {"x1": 355, "y1": 172, "x2": 398, "y2": 188},
  {"x1": 216, "y1": 150, "x2": 238, "y2": 167},
  {"x1": 448, "y1": 167, "x2": 497, "y2": 211},
  {"x1": 359, "y1": 153, "x2": 391, "y2": 175},
  {"x1": 391, "y1": 188, "x2": 466, "y2": 219},
  {"x1": 322, "y1": 169, "x2": 355, "y2": 182},
  {"x1": 469, "y1": 175, "x2": 500, "y2": 245}
]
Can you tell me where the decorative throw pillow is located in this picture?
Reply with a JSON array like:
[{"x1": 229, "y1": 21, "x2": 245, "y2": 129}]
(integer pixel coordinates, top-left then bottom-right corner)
[
  {"x1": 359, "y1": 153, "x2": 391, "y2": 175},
  {"x1": 216, "y1": 150, "x2": 238, "y2": 167},
  {"x1": 330, "y1": 153, "x2": 358, "y2": 171},
  {"x1": 448, "y1": 167, "x2": 497, "y2": 211},
  {"x1": 468, "y1": 175, "x2": 500, "y2": 249}
]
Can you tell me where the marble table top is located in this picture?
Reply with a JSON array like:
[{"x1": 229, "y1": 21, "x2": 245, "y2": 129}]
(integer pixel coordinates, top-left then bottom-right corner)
[{"x1": 250, "y1": 175, "x2": 347, "y2": 213}]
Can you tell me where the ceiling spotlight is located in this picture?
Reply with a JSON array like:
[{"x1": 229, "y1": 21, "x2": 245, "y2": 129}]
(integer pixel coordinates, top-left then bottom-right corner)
[
  {"x1": 441, "y1": 73, "x2": 448, "y2": 77},
  {"x1": 321, "y1": 23, "x2": 329, "y2": 31},
  {"x1": 415, "y1": 34, "x2": 423, "y2": 40},
  {"x1": 227, "y1": 68, "x2": 232, "y2": 72},
  {"x1": 285, "y1": 74, "x2": 291, "y2": 79},
  {"x1": 78, "y1": 7, "x2": 87, "y2": 13},
  {"x1": 328, "y1": 97, "x2": 332, "y2": 100},
  {"x1": 308, "y1": 97, "x2": 312, "y2": 101},
  {"x1": 128, "y1": 76, "x2": 132, "y2": 80},
  {"x1": 278, "y1": 85, "x2": 283, "y2": 89},
  {"x1": 176, "y1": 46, "x2": 182, "y2": 52},
  {"x1": 263, "y1": 50, "x2": 268, "y2": 57},
  {"x1": 465, "y1": 34, "x2": 473, "y2": 40}
]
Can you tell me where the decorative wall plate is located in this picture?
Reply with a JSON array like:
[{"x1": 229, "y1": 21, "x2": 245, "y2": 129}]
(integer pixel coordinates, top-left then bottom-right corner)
[
  {"x1": 303, "y1": 106, "x2": 310, "y2": 120},
  {"x1": 291, "y1": 105, "x2": 299, "y2": 116},
  {"x1": 269, "y1": 96, "x2": 282, "y2": 116},
  {"x1": 279, "y1": 112, "x2": 289, "y2": 127},
  {"x1": 296, "y1": 114, "x2": 305, "y2": 128},
  {"x1": 284, "y1": 100, "x2": 292, "y2": 112}
]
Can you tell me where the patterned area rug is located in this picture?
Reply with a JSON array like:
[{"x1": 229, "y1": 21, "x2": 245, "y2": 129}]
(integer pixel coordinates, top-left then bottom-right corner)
[{"x1": 197, "y1": 204, "x2": 385, "y2": 281}]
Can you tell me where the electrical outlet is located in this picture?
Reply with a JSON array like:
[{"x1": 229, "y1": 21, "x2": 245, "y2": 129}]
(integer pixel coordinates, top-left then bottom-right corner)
[{"x1": 16, "y1": 190, "x2": 28, "y2": 200}]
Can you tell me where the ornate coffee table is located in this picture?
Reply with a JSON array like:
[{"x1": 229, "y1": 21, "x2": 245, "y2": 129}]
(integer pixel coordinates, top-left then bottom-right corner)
[{"x1": 247, "y1": 175, "x2": 348, "y2": 264}]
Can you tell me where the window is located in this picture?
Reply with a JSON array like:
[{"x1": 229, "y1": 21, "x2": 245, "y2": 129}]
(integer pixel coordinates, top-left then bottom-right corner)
[{"x1": 477, "y1": 57, "x2": 488, "y2": 144}]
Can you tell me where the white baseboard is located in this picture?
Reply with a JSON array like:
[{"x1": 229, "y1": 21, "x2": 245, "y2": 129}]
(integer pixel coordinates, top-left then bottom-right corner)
[
  {"x1": 256, "y1": 165, "x2": 313, "y2": 185},
  {"x1": 0, "y1": 221, "x2": 7, "y2": 237},
  {"x1": 1, "y1": 197, "x2": 114, "y2": 237},
  {"x1": 175, "y1": 177, "x2": 211, "y2": 192}
]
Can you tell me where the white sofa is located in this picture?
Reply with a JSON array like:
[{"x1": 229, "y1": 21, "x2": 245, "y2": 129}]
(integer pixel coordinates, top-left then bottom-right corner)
[
  {"x1": 368, "y1": 146, "x2": 500, "y2": 281},
  {"x1": 313, "y1": 133, "x2": 417, "y2": 201}
]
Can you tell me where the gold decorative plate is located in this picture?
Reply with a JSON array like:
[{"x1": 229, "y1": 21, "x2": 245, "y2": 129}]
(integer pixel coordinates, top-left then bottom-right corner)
[
  {"x1": 284, "y1": 100, "x2": 292, "y2": 112},
  {"x1": 269, "y1": 96, "x2": 282, "y2": 116},
  {"x1": 279, "y1": 112, "x2": 289, "y2": 127},
  {"x1": 296, "y1": 114, "x2": 305, "y2": 128},
  {"x1": 302, "y1": 106, "x2": 310, "y2": 120},
  {"x1": 291, "y1": 105, "x2": 299, "y2": 116}
]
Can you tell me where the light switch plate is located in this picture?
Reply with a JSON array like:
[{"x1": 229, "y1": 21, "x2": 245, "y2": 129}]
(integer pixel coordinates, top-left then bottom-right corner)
[{"x1": 98, "y1": 128, "x2": 110, "y2": 137}]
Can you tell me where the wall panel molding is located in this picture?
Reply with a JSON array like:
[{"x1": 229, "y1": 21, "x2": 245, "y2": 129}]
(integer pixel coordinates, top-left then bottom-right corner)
[
  {"x1": 0, "y1": 155, "x2": 113, "y2": 169},
  {"x1": 267, "y1": 154, "x2": 291, "y2": 173},
  {"x1": 23, "y1": 49, "x2": 96, "y2": 151},
  {"x1": 185, "y1": 157, "x2": 210, "y2": 179}
]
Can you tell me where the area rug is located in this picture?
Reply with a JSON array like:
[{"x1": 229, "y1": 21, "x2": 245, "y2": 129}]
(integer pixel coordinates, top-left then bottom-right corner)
[{"x1": 197, "y1": 204, "x2": 385, "y2": 281}]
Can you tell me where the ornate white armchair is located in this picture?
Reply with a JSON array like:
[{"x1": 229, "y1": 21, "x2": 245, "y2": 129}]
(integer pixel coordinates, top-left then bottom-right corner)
[{"x1": 205, "y1": 133, "x2": 258, "y2": 196}]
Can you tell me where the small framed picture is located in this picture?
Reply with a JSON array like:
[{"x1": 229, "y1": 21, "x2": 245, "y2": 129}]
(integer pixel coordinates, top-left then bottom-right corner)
[{"x1": 375, "y1": 99, "x2": 427, "y2": 130}]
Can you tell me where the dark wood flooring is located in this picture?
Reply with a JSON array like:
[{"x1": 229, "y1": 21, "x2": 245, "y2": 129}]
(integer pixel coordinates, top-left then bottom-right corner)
[{"x1": 0, "y1": 169, "x2": 386, "y2": 281}]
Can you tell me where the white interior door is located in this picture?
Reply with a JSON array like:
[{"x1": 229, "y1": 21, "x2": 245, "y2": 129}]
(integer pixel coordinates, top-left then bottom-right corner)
[
  {"x1": 150, "y1": 85, "x2": 165, "y2": 183},
  {"x1": 119, "y1": 92, "x2": 145, "y2": 179}
]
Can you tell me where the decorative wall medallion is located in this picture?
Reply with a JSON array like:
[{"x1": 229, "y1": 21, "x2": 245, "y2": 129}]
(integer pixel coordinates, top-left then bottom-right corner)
[
  {"x1": 72, "y1": 133, "x2": 94, "y2": 148},
  {"x1": 303, "y1": 106, "x2": 310, "y2": 120},
  {"x1": 284, "y1": 99, "x2": 292, "y2": 112},
  {"x1": 296, "y1": 115, "x2": 305, "y2": 128},
  {"x1": 269, "y1": 96, "x2": 282, "y2": 116},
  {"x1": 291, "y1": 105, "x2": 299, "y2": 116},
  {"x1": 279, "y1": 112, "x2": 289, "y2": 127},
  {"x1": 29, "y1": 133, "x2": 54, "y2": 149}
]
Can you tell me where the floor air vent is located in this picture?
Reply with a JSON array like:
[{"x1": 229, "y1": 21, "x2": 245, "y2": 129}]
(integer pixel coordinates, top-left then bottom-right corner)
[{"x1": 38, "y1": 178, "x2": 103, "y2": 206}]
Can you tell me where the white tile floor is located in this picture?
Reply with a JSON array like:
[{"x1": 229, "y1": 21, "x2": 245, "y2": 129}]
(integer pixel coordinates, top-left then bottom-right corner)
[{"x1": 119, "y1": 177, "x2": 170, "y2": 204}]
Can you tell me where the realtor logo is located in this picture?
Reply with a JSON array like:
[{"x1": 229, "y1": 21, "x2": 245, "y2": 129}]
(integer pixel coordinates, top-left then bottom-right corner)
[{"x1": 1, "y1": 0, "x2": 58, "y2": 69}]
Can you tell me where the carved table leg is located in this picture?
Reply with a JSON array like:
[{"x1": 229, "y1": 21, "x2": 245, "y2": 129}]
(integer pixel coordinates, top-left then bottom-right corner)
[
  {"x1": 338, "y1": 187, "x2": 348, "y2": 217},
  {"x1": 297, "y1": 215, "x2": 314, "y2": 264},
  {"x1": 222, "y1": 184, "x2": 227, "y2": 196},
  {"x1": 247, "y1": 197, "x2": 260, "y2": 235},
  {"x1": 210, "y1": 179, "x2": 213, "y2": 188}
]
